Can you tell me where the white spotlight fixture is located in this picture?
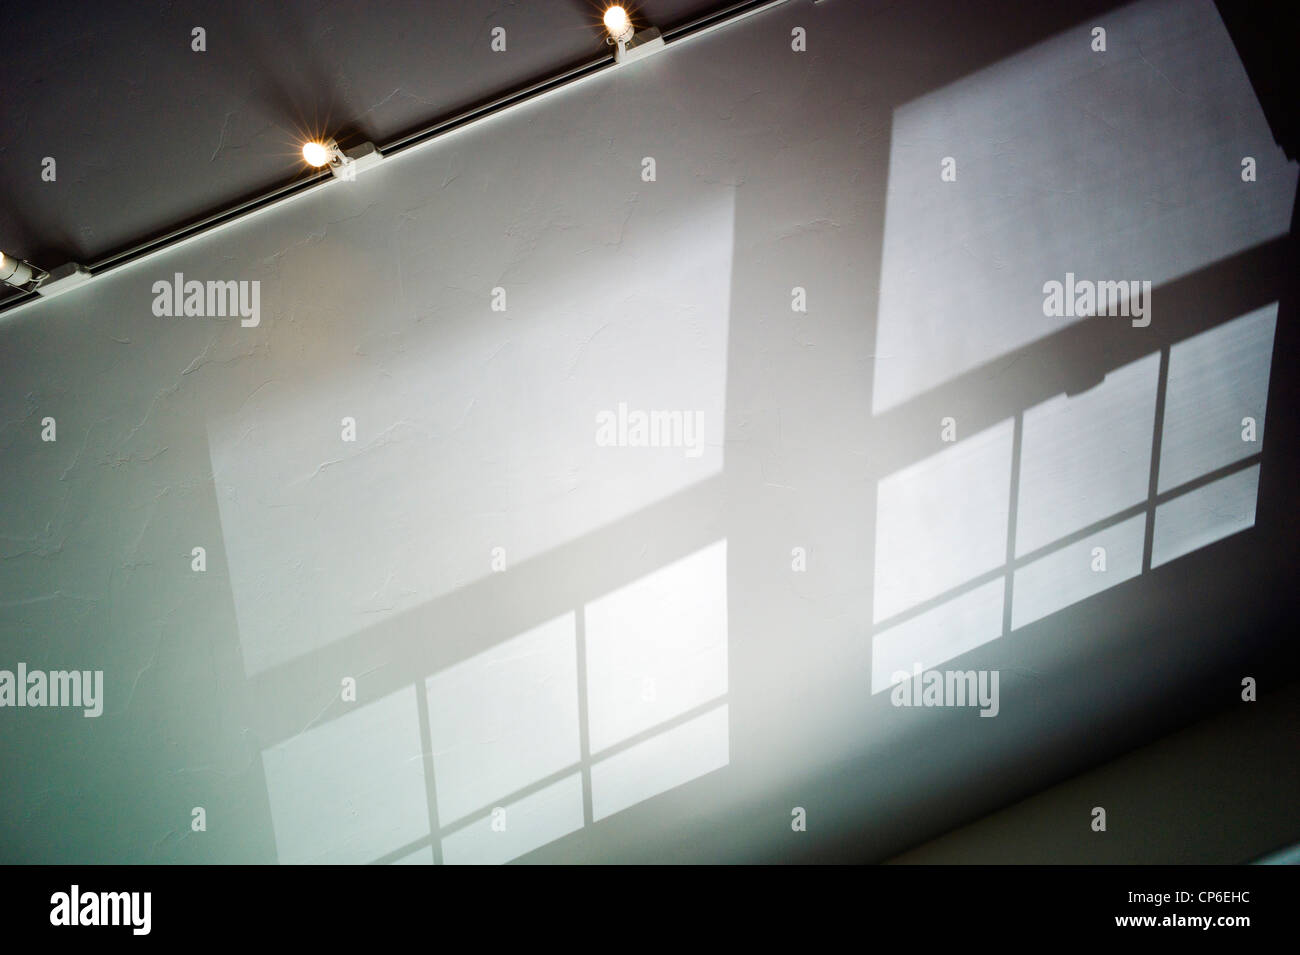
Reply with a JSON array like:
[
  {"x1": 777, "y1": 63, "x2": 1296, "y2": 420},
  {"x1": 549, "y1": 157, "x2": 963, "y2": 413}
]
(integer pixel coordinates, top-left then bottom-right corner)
[
  {"x1": 0, "y1": 251, "x2": 38, "y2": 289},
  {"x1": 604, "y1": 5, "x2": 664, "y2": 64},
  {"x1": 302, "y1": 138, "x2": 384, "y2": 180},
  {"x1": 1, "y1": 252, "x2": 90, "y2": 299}
]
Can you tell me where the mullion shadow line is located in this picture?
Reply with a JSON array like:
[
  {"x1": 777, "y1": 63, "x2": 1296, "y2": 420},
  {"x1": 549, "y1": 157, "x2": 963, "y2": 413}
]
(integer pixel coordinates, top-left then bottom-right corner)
[
  {"x1": 434, "y1": 694, "x2": 731, "y2": 837},
  {"x1": 246, "y1": 474, "x2": 726, "y2": 749},
  {"x1": 369, "y1": 693, "x2": 731, "y2": 864},
  {"x1": 864, "y1": 236, "x2": 1291, "y2": 484},
  {"x1": 370, "y1": 834, "x2": 435, "y2": 866},
  {"x1": 1142, "y1": 346, "x2": 1171, "y2": 573},
  {"x1": 871, "y1": 452, "x2": 1264, "y2": 637},
  {"x1": 575, "y1": 607, "x2": 595, "y2": 827},
  {"x1": 414, "y1": 678, "x2": 445, "y2": 865},
  {"x1": 1001, "y1": 412, "x2": 1024, "y2": 635}
]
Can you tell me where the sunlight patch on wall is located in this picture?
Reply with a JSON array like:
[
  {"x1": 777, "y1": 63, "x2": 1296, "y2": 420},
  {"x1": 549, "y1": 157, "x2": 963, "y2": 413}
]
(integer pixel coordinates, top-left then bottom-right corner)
[{"x1": 872, "y1": 0, "x2": 1295, "y2": 414}]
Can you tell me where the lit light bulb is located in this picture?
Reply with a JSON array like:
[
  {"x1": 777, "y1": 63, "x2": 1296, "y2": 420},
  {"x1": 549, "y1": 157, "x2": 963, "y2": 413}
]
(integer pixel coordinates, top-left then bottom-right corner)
[
  {"x1": 302, "y1": 141, "x2": 334, "y2": 167},
  {"x1": 604, "y1": 5, "x2": 634, "y2": 43}
]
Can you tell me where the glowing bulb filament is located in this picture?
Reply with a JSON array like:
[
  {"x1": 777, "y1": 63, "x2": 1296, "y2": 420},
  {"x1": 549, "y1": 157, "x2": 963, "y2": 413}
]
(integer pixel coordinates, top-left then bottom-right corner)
[{"x1": 604, "y1": 6, "x2": 634, "y2": 44}]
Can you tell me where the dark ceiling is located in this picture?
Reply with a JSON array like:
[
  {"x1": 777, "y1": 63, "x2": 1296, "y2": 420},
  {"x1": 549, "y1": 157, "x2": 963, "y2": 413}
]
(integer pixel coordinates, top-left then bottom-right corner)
[{"x1": 0, "y1": 0, "x2": 719, "y2": 270}]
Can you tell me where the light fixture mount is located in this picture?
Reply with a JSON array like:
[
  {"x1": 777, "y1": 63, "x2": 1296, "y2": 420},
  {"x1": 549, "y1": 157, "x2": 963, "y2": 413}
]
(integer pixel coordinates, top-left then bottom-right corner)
[
  {"x1": 614, "y1": 25, "x2": 664, "y2": 63},
  {"x1": 0, "y1": 251, "x2": 40, "y2": 289},
  {"x1": 331, "y1": 141, "x2": 384, "y2": 180},
  {"x1": 604, "y1": 5, "x2": 664, "y2": 64},
  {"x1": 304, "y1": 138, "x2": 384, "y2": 180},
  {"x1": 34, "y1": 262, "x2": 92, "y2": 298},
  {"x1": 1, "y1": 252, "x2": 91, "y2": 300}
]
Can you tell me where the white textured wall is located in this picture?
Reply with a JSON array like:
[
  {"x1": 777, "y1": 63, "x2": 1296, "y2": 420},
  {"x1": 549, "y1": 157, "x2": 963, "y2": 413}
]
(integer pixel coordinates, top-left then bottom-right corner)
[{"x1": 1, "y1": 0, "x2": 1296, "y2": 863}]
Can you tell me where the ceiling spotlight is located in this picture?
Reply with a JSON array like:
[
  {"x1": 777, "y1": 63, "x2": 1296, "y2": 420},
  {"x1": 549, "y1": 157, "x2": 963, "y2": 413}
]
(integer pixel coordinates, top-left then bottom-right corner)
[
  {"x1": 603, "y1": 5, "x2": 663, "y2": 64},
  {"x1": 0, "y1": 253, "x2": 89, "y2": 299},
  {"x1": 604, "y1": 5, "x2": 635, "y2": 44},
  {"x1": 0, "y1": 251, "x2": 37, "y2": 289},
  {"x1": 301, "y1": 138, "x2": 384, "y2": 180},
  {"x1": 302, "y1": 139, "x2": 341, "y2": 168}
]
